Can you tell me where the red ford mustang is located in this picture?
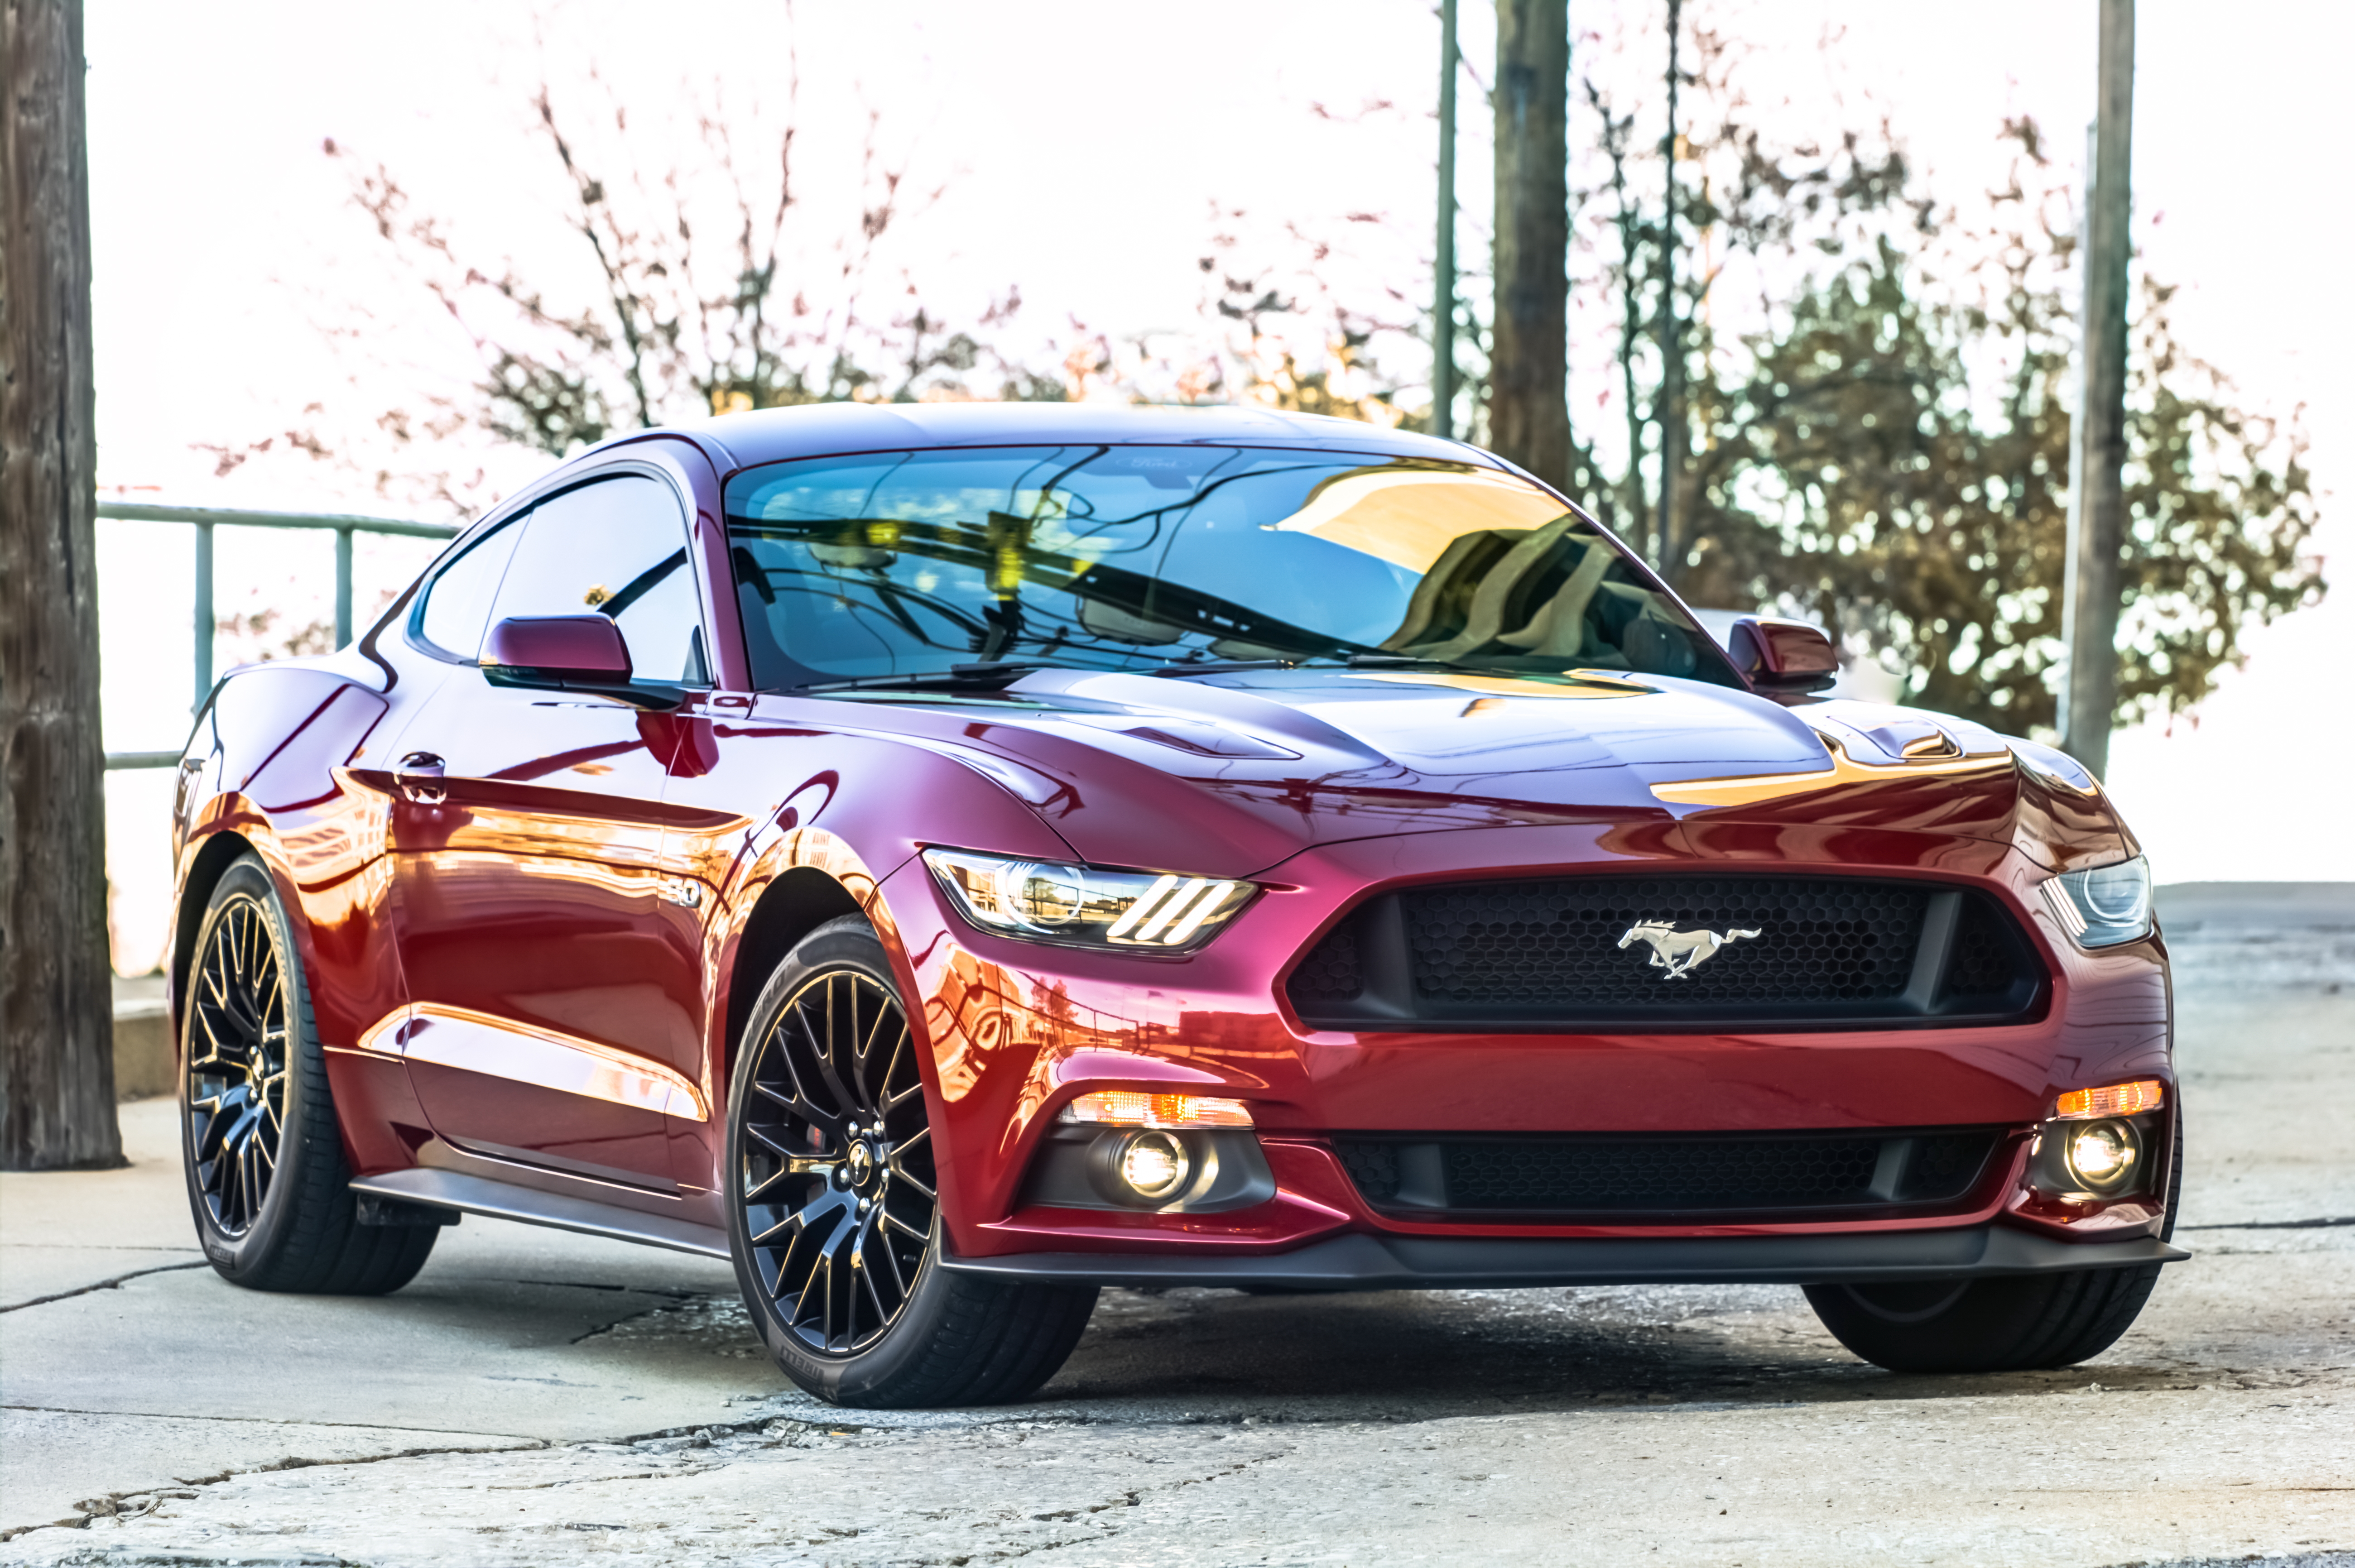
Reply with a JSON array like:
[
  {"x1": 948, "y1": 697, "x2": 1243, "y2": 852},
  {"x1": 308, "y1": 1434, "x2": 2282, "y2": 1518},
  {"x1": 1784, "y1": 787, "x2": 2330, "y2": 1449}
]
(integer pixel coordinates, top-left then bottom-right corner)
[{"x1": 168, "y1": 404, "x2": 2182, "y2": 1406}]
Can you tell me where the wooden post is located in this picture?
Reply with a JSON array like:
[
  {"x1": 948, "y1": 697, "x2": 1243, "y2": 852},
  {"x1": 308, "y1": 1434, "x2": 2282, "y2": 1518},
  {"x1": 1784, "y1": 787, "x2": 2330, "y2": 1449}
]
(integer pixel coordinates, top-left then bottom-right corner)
[
  {"x1": 1488, "y1": 0, "x2": 1571, "y2": 488},
  {"x1": 1432, "y1": 0, "x2": 1458, "y2": 441},
  {"x1": 2061, "y1": 0, "x2": 2135, "y2": 777},
  {"x1": 2, "y1": 0, "x2": 125, "y2": 1167},
  {"x1": 1653, "y1": 0, "x2": 1686, "y2": 579}
]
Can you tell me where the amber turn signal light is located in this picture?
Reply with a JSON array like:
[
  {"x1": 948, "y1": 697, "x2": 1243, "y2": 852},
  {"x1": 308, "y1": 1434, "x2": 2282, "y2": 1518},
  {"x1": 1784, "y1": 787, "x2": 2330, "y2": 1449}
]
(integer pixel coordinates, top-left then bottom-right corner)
[
  {"x1": 2053, "y1": 1079, "x2": 2165, "y2": 1121},
  {"x1": 1058, "y1": 1091, "x2": 1254, "y2": 1128}
]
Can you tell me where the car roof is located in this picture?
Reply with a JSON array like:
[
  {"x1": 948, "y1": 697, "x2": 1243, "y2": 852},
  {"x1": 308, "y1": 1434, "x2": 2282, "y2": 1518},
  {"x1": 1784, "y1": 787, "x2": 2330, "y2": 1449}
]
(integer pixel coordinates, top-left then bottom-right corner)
[{"x1": 662, "y1": 400, "x2": 1500, "y2": 476}]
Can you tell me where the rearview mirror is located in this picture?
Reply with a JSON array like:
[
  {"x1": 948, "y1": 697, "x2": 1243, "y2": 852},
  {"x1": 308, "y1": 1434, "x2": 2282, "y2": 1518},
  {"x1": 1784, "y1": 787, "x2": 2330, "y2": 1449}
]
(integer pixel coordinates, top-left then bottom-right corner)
[
  {"x1": 482, "y1": 615, "x2": 632, "y2": 684},
  {"x1": 1727, "y1": 615, "x2": 1838, "y2": 695}
]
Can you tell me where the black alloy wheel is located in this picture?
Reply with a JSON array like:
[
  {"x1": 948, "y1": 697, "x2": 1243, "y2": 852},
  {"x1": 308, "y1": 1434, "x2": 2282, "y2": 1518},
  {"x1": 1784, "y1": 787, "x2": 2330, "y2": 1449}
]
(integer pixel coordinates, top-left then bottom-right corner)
[
  {"x1": 737, "y1": 966, "x2": 937, "y2": 1355},
  {"x1": 179, "y1": 853, "x2": 439, "y2": 1294},
  {"x1": 727, "y1": 916, "x2": 1099, "y2": 1407},
  {"x1": 187, "y1": 889, "x2": 292, "y2": 1236}
]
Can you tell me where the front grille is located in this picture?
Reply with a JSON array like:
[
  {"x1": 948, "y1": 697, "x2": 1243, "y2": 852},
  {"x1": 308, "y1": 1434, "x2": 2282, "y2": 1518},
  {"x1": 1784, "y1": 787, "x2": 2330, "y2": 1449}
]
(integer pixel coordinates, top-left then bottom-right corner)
[
  {"x1": 1287, "y1": 874, "x2": 2043, "y2": 1031},
  {"x1": 1333, "y1": 1128, "x2": 2004, "y2": 1220}
]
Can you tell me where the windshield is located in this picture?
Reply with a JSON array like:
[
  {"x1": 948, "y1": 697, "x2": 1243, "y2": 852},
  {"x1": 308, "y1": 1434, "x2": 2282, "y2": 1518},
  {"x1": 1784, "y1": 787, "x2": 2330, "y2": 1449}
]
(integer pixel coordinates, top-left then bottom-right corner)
[{"x1": 722, "y1": 445, "x2": 1740, "y2": 690}]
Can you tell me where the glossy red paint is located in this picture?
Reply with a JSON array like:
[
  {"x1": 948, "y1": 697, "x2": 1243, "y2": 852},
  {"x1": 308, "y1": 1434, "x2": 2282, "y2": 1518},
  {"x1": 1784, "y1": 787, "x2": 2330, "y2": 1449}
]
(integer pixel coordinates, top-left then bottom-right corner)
[{"x1": 165, "y1": 405, "x2": 2176, "y2": 1284}]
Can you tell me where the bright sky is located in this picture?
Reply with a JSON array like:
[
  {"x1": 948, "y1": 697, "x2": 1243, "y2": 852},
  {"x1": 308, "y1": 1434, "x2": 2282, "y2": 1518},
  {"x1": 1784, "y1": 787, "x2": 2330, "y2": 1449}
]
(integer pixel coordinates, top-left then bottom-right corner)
[{"x1": 87, "y1": 1, "x2": 2354, "y2": 969}]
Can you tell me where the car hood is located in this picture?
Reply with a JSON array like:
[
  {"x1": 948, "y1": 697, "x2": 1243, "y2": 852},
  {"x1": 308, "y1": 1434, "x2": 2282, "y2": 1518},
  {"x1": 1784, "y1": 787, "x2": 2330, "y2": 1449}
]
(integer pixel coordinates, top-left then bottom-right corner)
[{"x1": 776, "y1": 666, "x2": 2133, "y2": 880}]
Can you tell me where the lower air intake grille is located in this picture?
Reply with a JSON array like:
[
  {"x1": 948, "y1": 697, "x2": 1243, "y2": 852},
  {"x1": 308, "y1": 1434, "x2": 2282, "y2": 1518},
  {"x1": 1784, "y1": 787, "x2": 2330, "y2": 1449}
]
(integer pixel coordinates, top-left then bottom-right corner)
[
  {"x1": 1288, "y1": 874, "x2": 2043, "y2": 1031},
  {"x1": 1333, "y1": 1129, "x2": 2004, "y2": 1219}
]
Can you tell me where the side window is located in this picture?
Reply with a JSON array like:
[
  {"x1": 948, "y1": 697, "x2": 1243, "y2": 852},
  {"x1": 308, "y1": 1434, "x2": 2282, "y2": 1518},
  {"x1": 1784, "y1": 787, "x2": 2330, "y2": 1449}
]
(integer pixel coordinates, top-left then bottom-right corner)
[
  {"x1": 415, "y1": 518, "x2": 524, "y2": 660},
  {"x1": 486, "y1": 475, "x2": 710, "y2": 685}
]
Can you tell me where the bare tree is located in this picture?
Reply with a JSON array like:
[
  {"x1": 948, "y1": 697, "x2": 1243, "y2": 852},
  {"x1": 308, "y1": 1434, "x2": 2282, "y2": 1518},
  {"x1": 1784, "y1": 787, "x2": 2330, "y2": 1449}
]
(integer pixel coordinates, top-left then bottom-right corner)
[
  {"x1": 331, "y1": 68, "x2": 1050, "y2": 466},
  {"x1": 2, "y1": 0, "x2": 123, "y2": 1169}
]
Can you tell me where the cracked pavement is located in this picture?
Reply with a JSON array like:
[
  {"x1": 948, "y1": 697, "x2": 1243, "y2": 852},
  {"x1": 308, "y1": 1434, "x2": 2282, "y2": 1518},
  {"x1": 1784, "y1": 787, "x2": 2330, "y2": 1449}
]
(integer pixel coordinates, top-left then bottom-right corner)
[{"x1": 3, "y1": 886, "x2": 2350, "y2": 1566}]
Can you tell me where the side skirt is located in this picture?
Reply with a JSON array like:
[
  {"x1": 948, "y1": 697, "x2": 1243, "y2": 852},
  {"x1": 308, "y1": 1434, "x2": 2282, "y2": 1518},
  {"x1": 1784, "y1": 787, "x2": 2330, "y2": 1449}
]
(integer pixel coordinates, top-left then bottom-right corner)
[{"x1": 349, "y1": 1168, "x2": 731, "y2": 1260}]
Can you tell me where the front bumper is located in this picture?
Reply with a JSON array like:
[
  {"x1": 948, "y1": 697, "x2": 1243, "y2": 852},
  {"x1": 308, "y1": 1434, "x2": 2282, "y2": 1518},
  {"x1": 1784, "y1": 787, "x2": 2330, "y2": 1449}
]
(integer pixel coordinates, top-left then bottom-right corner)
[
  {"x1": 941, "y1": 1223, "x2": 2188, "y2": 1292},
  {"x1": 880, "y1": 823, "x2": 2175, "y2": 1261}
]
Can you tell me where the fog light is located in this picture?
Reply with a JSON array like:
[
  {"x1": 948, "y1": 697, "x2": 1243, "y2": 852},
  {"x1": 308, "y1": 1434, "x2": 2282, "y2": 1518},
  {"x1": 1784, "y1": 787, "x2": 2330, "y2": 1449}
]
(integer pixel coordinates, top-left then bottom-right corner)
[
  {"x1": 1117, "y1": 1130, "x2": 1192, "y2": 1200},
  {"x1": 2062, "y1": 1118, "x2": 2140, "y2": 1193}
]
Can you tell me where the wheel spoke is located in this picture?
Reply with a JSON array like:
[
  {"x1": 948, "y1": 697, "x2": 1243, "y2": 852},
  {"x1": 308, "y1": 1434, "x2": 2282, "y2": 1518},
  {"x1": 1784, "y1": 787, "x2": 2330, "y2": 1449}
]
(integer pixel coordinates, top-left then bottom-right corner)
[
  {"x1": 743, "y1": 1122, "x2": 796, "y2": 1159},
  {"x1": 186, "y1": 889, "x2": 291, "y2": 1241},
  {"x1": 852, "y1": 997, "x2": 891, "y2": 1101},
  {"x1": 819, "y1": 1248, "x2": 838, "y2": 1347},
  {"x1": 856, "y1": 1230, "x2": 893, "y2": 1329},
  {"x1": 807, "y1": 978, "x2": 861, "y2": 1122},
  {"x1": 867, "y1": 1213, "x2": 910, "y2": 1300},
  {"x1": 737, "y1": 964, "x2": 934, "y2": 1358},
  {"x1": 750, "y1": 1206, "x2": 803, "y2": 1252},
  {"x1": 766, "y1": 1213, "x2": 812, "y2": 1299},
  {"x1": 239, "y1": 1136, "x2": 265, "y2": 1222},
  {"x1": 875, "y1": 1026, "x2": 921, "y2": 1116}
]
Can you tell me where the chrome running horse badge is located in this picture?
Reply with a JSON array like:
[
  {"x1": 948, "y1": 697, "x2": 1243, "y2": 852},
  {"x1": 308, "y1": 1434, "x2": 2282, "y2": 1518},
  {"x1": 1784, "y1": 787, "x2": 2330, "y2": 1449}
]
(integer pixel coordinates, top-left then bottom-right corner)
[{"x1": 1617, "y1": 921, "x2": 1763, "y2": 980}]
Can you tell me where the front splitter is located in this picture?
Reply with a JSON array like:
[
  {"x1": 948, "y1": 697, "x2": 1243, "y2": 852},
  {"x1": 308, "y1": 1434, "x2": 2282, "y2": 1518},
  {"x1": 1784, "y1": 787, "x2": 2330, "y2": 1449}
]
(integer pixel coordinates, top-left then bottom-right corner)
[{"x1": 940, "y1": 1224, "x2": 2188, "y2": 1292}]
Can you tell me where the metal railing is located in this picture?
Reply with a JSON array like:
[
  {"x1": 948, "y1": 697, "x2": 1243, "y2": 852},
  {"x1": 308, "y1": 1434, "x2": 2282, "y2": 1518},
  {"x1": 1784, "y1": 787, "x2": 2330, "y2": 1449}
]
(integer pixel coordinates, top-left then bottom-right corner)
[{"x1": 96, "y1": 502, "x2": 459, "y2": 769}]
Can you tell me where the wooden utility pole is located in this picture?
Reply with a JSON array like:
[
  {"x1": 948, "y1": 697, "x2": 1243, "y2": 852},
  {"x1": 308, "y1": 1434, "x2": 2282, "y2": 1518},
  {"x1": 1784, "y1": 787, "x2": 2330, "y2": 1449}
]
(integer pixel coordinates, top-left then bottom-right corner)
[
  {"x1": 2, "y1": 0, "x2": 123, "y2": 1169},
  {"x1": 2060, "y1": 0, "x2": 2135, "y2": 777},
  {"x1": 1431, "y1": 0, "x2": 1458, "y2": 441},
  {"x1": 1653, "y1": 0, "x2": 1686, "y2": 579},
  {"x1": 1487, "y1": 0, "x2": 1570, "y2": 488}
]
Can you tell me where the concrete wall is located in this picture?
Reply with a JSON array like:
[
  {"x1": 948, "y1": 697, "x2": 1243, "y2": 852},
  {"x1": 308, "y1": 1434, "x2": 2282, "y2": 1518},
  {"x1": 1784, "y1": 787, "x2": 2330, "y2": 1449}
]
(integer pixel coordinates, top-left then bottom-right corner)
[{"x1": 112, "y1": 999, "x2": 174, "y2": 1101}]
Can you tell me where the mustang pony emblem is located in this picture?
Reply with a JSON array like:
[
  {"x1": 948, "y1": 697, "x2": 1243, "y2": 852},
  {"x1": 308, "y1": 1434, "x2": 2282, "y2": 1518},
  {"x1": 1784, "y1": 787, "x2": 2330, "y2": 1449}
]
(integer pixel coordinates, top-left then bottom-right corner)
[{"x1": 1617, "y1": 921, "x2": 1763, "y2": 979}]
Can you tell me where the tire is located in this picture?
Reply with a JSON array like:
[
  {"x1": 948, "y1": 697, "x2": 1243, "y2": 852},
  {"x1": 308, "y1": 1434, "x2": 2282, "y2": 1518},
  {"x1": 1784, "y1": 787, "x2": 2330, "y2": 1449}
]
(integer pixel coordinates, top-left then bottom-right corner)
[
  {"x1": 1805, "y1": 1105, "x2": 2183, "y2": 1374},
  {"x1": 726, "y1": 915, "x2": 1097, "y2": 1407},
  {"x1": 180, "y1": 854, "x2": 436, "y2": 1294}
]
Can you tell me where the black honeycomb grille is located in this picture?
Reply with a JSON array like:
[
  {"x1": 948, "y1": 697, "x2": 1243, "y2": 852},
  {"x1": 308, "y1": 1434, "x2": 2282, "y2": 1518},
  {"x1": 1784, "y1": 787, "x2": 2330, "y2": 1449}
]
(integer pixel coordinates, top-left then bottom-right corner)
[
  {"x1": 1288, "y1": 874, "x2": 2043, "y2": 1031},
  {"x1": 1288, "y1": 918, "x2": 1364, "y2": 1004},
  {"x1": 1406, "y1": 876, "x2": 1923, "y2": 1008},
  {"x1": 1336, "y1": 1140, "x2": 1398, "y2": 1199},
  {"x1": 1333, "y1": 1128, "x2": 2002, "y2": 1218}
]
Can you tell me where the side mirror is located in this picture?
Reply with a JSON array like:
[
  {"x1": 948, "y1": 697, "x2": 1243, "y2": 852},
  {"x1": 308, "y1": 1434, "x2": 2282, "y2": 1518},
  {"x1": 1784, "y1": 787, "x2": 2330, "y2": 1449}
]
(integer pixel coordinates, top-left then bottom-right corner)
[
  {"x1": 1727, "y1": 615, "x2": 1838, "y2": 695},
  {"x1": 482, "y1": 615, "x2": 633, "y2": 685}
]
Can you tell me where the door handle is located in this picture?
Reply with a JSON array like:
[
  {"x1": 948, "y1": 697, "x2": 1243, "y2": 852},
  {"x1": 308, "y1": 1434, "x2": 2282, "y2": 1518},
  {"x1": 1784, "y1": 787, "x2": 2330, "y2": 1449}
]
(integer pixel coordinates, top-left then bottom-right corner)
[{"x1": 396, "y1": 750, "x2": 447, "y2": 806}]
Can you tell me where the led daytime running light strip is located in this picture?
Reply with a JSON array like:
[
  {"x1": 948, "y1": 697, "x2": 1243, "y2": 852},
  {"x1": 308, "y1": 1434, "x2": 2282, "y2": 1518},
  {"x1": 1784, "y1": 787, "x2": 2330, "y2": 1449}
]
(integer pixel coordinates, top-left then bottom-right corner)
[
  {"x1": 2054, "y1": 1078, "x2": 2164, "y2": 1120},
  {"x1": 1059, "y1": 1091, "x2": 1254, "y2": 1128},
  {"x1": 1106, "y1": 875, "x2": 1239, "y2": 946}
]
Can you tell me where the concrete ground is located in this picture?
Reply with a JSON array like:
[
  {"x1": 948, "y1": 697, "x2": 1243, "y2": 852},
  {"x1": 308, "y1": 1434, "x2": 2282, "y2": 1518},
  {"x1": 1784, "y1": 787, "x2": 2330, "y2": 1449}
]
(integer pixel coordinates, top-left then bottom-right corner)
[{"x1": 4, "y1": 886, "x2": 2350, "y2": 1567}]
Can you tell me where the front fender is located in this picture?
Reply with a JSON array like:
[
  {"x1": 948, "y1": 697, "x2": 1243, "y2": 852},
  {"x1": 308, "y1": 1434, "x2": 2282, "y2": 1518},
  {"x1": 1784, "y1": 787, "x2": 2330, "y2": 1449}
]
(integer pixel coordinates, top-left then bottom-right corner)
[{"x1": 170, "y1": 663, "x2": 403, "y2": 1062}]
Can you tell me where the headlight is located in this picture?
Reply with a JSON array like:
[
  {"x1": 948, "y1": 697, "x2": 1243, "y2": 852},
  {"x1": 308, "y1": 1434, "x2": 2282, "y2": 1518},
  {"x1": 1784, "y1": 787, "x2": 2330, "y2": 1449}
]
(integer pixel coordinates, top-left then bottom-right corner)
[
  {"x1": 922, "y1": 849, "x2": 1256, "y2": 951},
  {"x1": 2039, "y1": 854, "x2": 2153, "y2": 948}
]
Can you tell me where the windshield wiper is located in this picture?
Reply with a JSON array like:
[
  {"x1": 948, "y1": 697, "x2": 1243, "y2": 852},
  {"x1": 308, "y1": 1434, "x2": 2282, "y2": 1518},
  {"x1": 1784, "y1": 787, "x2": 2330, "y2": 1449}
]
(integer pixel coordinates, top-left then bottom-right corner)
[
  {"x1": 1149, "y1": 652, "x2": 1492, "y2": 680},
  {"x1": 1340, "y1": 653, "x2": 1488, "y2": 670},
  {"x1": 795, "y1": 661, "x2": 1067, "y2": 695},
  {"x1": 1147, "y1": 657, "x2": 1303, "y2": 677}
]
